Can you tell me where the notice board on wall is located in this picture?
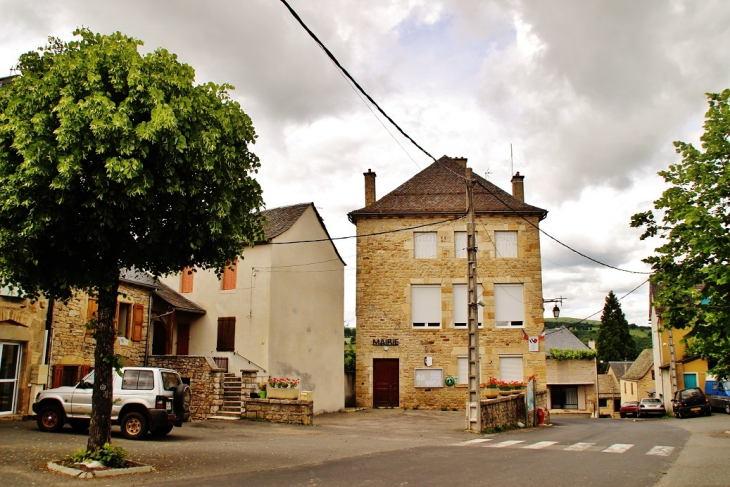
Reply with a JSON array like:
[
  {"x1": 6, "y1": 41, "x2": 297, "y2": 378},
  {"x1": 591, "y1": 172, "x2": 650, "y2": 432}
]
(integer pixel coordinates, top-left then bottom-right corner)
[{"x1": 414, "y1": 368, "x2": 444, "y2": 388}]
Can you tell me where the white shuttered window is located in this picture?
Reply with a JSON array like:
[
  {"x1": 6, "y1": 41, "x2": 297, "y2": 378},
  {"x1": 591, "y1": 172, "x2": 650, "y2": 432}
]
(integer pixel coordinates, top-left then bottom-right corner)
[
  {"x1": 494, "y1": 283, "x2": 524, "y2": 327},
  {"x1": 412, "y1": 285, "x2": 441, "y2": 328},
  {"x1": 454, "y1": 232, "x2": 477, "y2": 258},
  {"x1": 414, "y1": 232, "x2": 437, "y2": 259},
  {"x1": 499, "y1": 355, "x2": 523, "y2": 382},
  {"x1": 457, "y1": 355, "x2": 468, "y2": 384},
  {"x1": 453, "y1": 284, "x2": 483, "y2": 328},
  {"x1": 495, "y1": 231, "x2": 518, "y2": 258}
]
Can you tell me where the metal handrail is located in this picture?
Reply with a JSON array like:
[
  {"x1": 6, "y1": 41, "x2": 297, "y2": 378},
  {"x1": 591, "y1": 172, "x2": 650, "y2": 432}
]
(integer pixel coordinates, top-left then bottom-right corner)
[{"x1": 233, "y1": 350, "x2": 266, "y2": 373}]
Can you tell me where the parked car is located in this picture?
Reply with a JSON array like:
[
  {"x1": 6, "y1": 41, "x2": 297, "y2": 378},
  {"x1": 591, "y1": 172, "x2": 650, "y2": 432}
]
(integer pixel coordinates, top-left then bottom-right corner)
[
  {"x1": 619, "y1": 401, "x2": 639, "y2": 418},
  {"x1": 33, "y1": 367, "x2": 191, "y2": 439},
  {"x1": 672, "y1": 387, "x2": 711, "y2": 418},
  {"x1": 638, "y1": 398, "x2": 665, "y2": 417},
  {"x1": 704, "y1": 376, "x2": 730, "y2": 414}
]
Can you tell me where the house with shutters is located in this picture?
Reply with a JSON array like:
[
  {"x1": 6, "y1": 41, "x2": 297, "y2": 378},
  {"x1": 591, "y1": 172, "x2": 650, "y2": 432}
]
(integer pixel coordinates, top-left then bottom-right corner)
[
  {"x1": 347, "y1": 156, "x2": 549, "y2": 410},
  {"x1": 158, "y1": 202, "x2": 346, "y2": 414}
]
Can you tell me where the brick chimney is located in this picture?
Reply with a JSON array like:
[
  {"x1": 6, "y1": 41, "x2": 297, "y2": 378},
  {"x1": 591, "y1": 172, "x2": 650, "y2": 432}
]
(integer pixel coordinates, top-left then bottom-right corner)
[
  {"x1": 511, "y1": 172, "x2": 525, "y2": 202},
  {"x1": 364, "y1": 169, "x2": 377, "y2": 207},
  {"x1": 453, "y1": 157, "x2": 468, "y2": 168}
]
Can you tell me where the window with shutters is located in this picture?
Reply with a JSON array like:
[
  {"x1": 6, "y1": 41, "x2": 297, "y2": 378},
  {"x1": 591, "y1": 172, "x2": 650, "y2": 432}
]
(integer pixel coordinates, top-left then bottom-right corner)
[
  {"x1": 86, "y1": 298, "x2": 98, "y2": 336},
  {"x1": 221, "y1": 261, "x2": 238, "y2": 290},
  {"x1": 457, "y1": 355, "x2": 468, "y2": 384},
  {"x1": 494, "y1": 231, "x2": 518, "y2": 258},
  {"x1": 181, "y1": 267, "x2": 194, "y2": 293},
  {"x1": 414, "y1": 232, "x2": 437, "y2": 259},
  {"x1": 116, "y1": 302, "x2": 131, "y2": 338},
  {"x1": 452, "y1": 284, "x2": 483, "y2": 328},
  {"x1": 494, "y1": 283, "x2": 524, "y2": 327},
  {"x1": 411, "y1": 285, "x2": 441, "y2": 328},
  {"x1": 499, "y1": 355, "x2": 523, "y2": 383},
  {"x1": 454, "y1": 232, "x2": 477, "y2": 258},
  {"x1": 217, "y1": 317, "x2": 236, "y2": 351}
]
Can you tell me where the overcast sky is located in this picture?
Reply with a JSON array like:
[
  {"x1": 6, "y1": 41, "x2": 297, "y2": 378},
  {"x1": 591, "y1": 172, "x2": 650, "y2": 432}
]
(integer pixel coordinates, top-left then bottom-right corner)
[{"x1": 3, "y1": 0, "x2": 729, "y2": 328}]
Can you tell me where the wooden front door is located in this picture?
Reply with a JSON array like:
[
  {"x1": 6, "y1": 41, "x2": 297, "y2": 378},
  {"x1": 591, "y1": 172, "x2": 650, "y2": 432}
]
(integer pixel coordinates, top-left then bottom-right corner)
[
  {"x1": 176, "y1": 323, "x2": 190, "y2": 355},
  {"x1": 373, "y1": 359, "x2": 399, "y2": 408}
]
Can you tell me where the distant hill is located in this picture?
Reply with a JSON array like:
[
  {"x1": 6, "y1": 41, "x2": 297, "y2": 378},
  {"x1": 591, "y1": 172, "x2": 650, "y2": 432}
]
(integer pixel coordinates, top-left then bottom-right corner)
[{"x1": 543, "y1": 317, "x2": 652, "y2": 359}]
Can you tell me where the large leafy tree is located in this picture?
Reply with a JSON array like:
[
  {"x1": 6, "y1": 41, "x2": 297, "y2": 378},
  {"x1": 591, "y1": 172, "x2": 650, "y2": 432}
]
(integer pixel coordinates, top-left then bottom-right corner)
[
  {"x1": 631, "y1": 89, "x2": 730, "y2": 380},
  {"x1": 596, "y1": 291, "x2": 638, "y2": 372},
  {"x1": 0, "y1": 29, "x2": 265, "y2": 451}
]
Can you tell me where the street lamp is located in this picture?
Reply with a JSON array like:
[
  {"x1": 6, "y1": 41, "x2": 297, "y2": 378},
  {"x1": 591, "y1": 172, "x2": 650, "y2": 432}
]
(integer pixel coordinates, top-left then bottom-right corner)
[{"x1": 543, "y1": 297, "x2": 567, "y2": 319}]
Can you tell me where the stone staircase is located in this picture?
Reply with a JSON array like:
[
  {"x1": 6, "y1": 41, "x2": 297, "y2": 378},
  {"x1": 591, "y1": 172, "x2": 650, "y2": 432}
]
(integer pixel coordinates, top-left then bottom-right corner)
[{"x1": 208, "y1": 370, "x2": 259, "y2": 421}]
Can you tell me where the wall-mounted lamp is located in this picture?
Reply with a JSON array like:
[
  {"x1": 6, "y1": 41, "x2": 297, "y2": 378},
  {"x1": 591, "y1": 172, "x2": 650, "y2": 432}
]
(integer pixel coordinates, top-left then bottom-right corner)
[{"x1": 543, "y1": 297, "x2": 567, "y2": 319}]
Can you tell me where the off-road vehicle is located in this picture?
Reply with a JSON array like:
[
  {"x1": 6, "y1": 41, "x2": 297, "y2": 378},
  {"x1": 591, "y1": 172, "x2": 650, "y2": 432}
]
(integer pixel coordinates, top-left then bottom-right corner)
[{"x1": 33, "y1": 366, "x2": 191, "y2": 439}]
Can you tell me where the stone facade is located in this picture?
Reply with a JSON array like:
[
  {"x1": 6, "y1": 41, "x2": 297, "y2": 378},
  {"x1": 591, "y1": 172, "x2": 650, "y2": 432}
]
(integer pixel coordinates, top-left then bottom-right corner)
[
  {"x1": 546, "y1": 358, "x2": 598, "y2": 414},
  {"x1": 147, "y1": 355, "x2": 225, "y2": 420},
  {"x1": 480, "y1": 389, "x2": 548, "y2": 431},
  {"x1": 242, "y1": 398, "x2": 314, "y2": 425},
  {"x1": 353, "y1": 214, "x2": 547, "y2": 410}
]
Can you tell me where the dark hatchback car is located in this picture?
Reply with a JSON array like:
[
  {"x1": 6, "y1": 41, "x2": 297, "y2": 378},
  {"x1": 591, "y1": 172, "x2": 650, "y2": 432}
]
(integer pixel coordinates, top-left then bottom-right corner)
[
  {"x1": 619, "y1": 401, "x2": 639, "y2": 418},
  {"x1": 672, "y1": 387, "x2": 712, "y2": 418}
]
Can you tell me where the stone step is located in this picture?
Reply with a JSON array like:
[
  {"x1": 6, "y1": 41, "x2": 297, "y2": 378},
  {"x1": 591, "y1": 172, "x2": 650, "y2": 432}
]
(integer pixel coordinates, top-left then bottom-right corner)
[{"x1": 208, "y1": 415, "x2": 240, "y2": 421}]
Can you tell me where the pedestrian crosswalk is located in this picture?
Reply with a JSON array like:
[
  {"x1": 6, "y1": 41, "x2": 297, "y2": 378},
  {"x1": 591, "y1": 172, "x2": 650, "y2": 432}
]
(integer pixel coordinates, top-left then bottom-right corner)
[{"x1": 453, "y1": 438, "x2": 676, "y2": 456}]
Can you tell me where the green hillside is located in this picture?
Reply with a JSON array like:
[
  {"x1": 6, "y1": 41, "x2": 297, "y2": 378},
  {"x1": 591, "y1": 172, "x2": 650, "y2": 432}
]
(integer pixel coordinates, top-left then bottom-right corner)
[{"x1": 544, "y1": 318, "x2": 652, "y2": 359}]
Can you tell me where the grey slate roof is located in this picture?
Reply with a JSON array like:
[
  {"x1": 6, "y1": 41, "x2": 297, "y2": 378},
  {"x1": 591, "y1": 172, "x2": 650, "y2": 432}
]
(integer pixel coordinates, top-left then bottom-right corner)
[
  {"x1": 622, "y1": 349, "x2": 654, "y2": 381},
  {"x1": 607, "y1": 361, "x2": 634, "y2": 380},
  {"x1": 119, "y1": 268, "x2": 157, "y2": 288},
  {"x1": 544, "y1": 326, "x2": 590, "y2": 357},
  {"x1": 348, "y1": 156, "x2": 547, "y2": 222}
]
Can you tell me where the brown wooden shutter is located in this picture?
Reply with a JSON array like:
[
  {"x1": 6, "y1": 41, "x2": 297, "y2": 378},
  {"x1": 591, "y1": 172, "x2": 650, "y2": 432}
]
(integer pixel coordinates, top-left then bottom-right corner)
[
  {"x1": 131, "y1": 303, "x2": 144, "y2": 342},
  {"x1": 80, "y1": 364, "x2": 93, "y2": 379},
  {"x1": 86, "y1": 298, "x2": 98, "y2": 336},
  {"x1": 181, "y1": 267, "x2": 194, "y2": 293},
  {"x1": 52, "y1": 365, "x2": 63, "y2": 388},
  {"x1": 176, "y1": 323, "x2": 190, "y2": 355},
  {"x1": 217, "y1": 317, "x2": 235, "y2": 352},
  {"x1": 221, "y1": 261, "x2": 237, "y2": 290}
]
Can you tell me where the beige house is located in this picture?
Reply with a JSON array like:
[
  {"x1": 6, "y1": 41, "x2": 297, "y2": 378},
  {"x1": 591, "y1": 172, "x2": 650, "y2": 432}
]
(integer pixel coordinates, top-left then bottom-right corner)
[
  {"x1": 159, "y1": 203, "x2": 345, "y2": 414},
  {"x1": 598, "y1": 374, "x2": 621, "y2": 417},
  {"x1": 348, "y1": 156, "x2": 548, "y2": 410},
  {"x1": 544, "y1": 326, "x2": 597, "y2": 415},
  {"x1": 649, "y1": 283, "x2": 709, "y2": 412},
  {"x1": 620, "y1": 349, "x2": 654, "y2": 403}
]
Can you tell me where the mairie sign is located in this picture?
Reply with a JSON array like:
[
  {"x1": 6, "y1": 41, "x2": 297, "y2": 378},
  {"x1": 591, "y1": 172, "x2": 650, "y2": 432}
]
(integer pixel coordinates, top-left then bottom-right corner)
[{"x1": 372, "y1": 338, "x2": 399, "y2": 346}]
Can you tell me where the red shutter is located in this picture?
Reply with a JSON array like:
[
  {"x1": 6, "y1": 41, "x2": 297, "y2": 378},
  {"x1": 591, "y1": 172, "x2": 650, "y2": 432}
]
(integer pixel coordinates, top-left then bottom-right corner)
[
  {"x1": 80, "y1": 365, "x2": 93, "y2": 379},
  {"x1": 132, "y1": 304, "x2": 144, "y2": 342},
  {"x1": 86, "y1": 298, "x2": 98, "y2": 336},
  {"x1": 52, "y1": 365, "x2": 63, "y2": 388},
  {"x1": 222, "y1": 261, "x2": 237, "y2": 290},
  {"x1": 217, "y1": 317, "x2": 235, "y2": 351},
  {"x1": 181, "y1": 267, "x2": 194, "y2": 293}
]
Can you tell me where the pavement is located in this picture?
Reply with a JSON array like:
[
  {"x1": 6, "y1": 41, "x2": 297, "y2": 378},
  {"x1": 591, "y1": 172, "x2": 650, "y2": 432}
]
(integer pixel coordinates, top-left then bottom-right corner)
[{"x1": 0, "y1": 408, "x2": 727, "y2": 485}]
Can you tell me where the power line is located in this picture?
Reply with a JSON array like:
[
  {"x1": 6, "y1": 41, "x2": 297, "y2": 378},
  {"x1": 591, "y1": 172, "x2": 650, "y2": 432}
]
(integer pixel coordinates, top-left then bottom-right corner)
[
  {"x1": 566, "y1": 279, "x2": 650, "y2": 326},
  {"x1": 279, "y1": 0, "x2": 435, "y2": 162}
]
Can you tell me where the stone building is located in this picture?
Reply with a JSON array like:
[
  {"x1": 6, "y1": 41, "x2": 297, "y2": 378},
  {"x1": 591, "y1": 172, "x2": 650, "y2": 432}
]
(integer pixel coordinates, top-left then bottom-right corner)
[
  {"x1": 348, "y1": 156, "x2": 549, "y2": 410},
  {"x1": 620, "y1": 349, "x2": 655, "y2": 404},
  {"x1": 544, "y1": 326, "x2": 597, "y2": 415}
]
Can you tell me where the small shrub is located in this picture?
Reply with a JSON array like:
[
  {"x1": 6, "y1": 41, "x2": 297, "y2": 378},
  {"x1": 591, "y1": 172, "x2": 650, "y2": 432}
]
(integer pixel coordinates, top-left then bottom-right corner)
[{"x1": 73, "y1": 443, "x2": 128, "y2": 468}]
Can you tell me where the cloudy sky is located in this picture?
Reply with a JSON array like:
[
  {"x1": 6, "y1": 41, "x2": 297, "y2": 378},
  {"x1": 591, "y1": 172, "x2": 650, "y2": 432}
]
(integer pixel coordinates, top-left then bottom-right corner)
[{"x1": 3, "y1": 0, "x2": 729, "y2": 327}]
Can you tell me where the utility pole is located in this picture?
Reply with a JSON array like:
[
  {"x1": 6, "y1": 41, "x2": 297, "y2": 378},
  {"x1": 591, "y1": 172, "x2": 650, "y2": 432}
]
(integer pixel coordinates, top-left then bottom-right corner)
[{"x1": 466, "y1": 167, "x2": 481, "y2": 432}]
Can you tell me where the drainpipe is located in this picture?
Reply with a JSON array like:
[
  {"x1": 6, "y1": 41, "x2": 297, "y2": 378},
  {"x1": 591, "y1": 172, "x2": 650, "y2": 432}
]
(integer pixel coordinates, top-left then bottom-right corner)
[{"x1": 144, "y1": 293, "x2": 153, "y2": 366}]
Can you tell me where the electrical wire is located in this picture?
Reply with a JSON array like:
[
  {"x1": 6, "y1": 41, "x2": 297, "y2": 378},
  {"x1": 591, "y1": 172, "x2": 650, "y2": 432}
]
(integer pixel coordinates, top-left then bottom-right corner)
[{"x1": 561, "y1": 279, "x2": 650, "y2": 326}]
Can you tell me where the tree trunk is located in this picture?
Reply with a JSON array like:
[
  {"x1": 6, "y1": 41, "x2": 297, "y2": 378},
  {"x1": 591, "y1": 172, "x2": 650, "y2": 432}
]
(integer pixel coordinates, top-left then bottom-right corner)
[{"x1": 87, "y1": 280, "x2": 119, "y2": 452}]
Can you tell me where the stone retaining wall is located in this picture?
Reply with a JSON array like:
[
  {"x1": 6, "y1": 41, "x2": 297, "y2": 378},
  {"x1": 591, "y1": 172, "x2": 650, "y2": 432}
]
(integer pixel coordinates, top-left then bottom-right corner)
[
  {"x1": 480, "y1": 389, "x2": 548, "y2": 431},
  {"x1": 242, "y1": 398, "x2": 314, "y2": 425},
  {"x1": 147, "y1": 355, "x2": 225, "y2": 420}
]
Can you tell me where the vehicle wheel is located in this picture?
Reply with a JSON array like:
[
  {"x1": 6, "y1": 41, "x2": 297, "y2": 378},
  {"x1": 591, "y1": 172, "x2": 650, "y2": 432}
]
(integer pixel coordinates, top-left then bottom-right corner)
[
  {"x1": 637, "y1": 412, "x2": 643, "y2": 418},
  {"x1": 725, "y1": 404, "x2": 730, "y2": 415},
  {"x1": 677, "y1": 409, "x2": 684, "y2": 419},
  {"x1": 706, "y1": 409, "x2": 711, "y2": 416},
  {"x1": 174, "y1": 383, "x2": 192, "y2": 415},
  {"x1": 121, "y1": 412, "x2": 148, "y2": 440},
  {"x1": 152, "y1": 425, "x2": 174, "y2": 437},
  {"x1": 37, "y1": 404, "x2": 65, "y2": 432},
  {"x1": 70, "y1": 419, "x2": 89, "y2": 432},
  {"x1": 620, "y1": 413, "x2": 625, "y2": 418}
]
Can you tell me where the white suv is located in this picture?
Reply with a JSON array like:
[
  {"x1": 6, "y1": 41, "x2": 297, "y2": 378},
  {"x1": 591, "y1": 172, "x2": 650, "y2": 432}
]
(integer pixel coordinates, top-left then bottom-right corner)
[{"x1": 33, "y1": 367, "x2": 191, "y2": 440}]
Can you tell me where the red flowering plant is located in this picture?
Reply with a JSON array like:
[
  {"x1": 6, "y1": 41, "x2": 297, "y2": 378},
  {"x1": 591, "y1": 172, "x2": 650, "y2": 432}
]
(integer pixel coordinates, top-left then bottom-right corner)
[
  {"x1": 268, "y1": 377, "x2": 300, "y2": 389},
  {"x1": 485, "y1": 377, "x2": 500, "y2": 389}
]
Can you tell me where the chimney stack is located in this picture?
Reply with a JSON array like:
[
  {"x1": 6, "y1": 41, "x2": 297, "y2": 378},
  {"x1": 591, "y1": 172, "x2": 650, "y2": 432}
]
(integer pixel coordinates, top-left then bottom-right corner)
[
  {"x1": 364, "y1": 169, "x2": 377, "y2": 207},
  {"x1": 511, "y1": 172, "x2": 525, "y2": 202},
  {"x1": 453, "y1": 157, "x2": 468, "y2": 168}
]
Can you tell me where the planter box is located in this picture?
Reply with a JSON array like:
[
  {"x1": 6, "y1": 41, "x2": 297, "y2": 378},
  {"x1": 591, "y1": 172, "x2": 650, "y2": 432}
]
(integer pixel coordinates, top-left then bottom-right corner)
[{"x1": 267, "y1": 388, "x2": 300, "y2": 400}]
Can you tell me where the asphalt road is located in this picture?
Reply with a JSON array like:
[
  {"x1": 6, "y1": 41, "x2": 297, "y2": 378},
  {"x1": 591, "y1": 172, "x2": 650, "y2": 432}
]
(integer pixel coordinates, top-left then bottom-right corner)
[{"x1": 0, "y1": 409, "x2": 726, "y2": 486}]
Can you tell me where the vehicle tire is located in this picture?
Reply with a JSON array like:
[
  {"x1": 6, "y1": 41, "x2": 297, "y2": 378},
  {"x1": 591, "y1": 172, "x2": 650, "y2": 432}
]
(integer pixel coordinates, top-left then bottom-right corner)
[
  {"x1": 152, "y1": 425, "x2": 174, "y2": 437},
  {"x1": 174, "y1": 383, "x2": 192, "y2": 415},
  {"x1": 705, "y1": 409, "x2": 711, "y2": 416},
  {"x1": 70, "y1": 419, "x2": 89, "y2": 432},
  {"x1": 37, "y1": 404, "x2": 65, "y2": 432},
  {"x1": 677, "y1": 409, "x2": 684, "y2": 419},
  {"x1": 637, "y1": 412, "x2": 643, "y2": 418},
  {"x1": 121, "y1": 412, "x2": 148, "y2": 440},
  {"x1": 725, "y1": 403, "x2": 730, "y2": 415},
  {"x1": 620, "y1": 413, "x2": 625, "y2": 418}
]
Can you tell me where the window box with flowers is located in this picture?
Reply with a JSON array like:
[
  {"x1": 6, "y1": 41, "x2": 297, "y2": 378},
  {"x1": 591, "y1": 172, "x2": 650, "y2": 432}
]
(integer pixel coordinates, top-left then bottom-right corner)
[
  {"x1": 266, "y1": 378, "x2": 300, "y2": 400},
  {"x1": 482, "y1": 378, "x2": 500, "y2": 398}
]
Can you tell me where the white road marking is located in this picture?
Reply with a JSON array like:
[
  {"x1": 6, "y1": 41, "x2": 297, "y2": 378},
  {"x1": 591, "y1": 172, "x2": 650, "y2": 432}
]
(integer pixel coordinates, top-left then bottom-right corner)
[
  {"x1": 488, "y1": 440, "x2": 525, "y2": 448},
  {"x1": 523, "y1": 441, "x2": 558, "y2": 449},
  {"x1": 646, "y1": 446, "x2": 675, "y2": 456},
  {"x1": 564, "y1": 442, "x2": 595, "y2": 451},
  {"x1": 602, "y1": 443, "x2": 634, "y2": 453},
  {"x1": 458, "y1": 438, "x2": 493, "y2": 446}
]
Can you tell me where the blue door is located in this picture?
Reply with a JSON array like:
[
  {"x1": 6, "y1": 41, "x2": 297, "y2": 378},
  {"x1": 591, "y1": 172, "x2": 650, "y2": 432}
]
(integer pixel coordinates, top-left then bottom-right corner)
[{"x1": 683, "y1": 373, "x2": 698, "y2": 389}]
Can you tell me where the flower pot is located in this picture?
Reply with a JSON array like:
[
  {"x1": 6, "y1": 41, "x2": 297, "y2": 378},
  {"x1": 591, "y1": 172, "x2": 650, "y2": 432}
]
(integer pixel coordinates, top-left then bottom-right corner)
[
  {"x1": 499, "y1": 390, "x2": 512, "y2": 396},
  {"x1": 267, "y1": 388, "x2": 300, "y2": 400},
  {"x1": 259, "y1": 391, "x2": 266, "y2": 399},
  {"x1": 485, "y1": 388, "x2": 499, "y2": 399}
]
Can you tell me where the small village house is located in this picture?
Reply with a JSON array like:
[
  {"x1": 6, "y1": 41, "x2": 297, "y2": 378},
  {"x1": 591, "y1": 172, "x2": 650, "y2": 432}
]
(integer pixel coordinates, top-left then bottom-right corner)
[
  {"x1": 544, "y1": 326, "x2": 597, "y2": 415},
  {"x1": 620, "y1": 349, "x2": 654, "y2": 404}
]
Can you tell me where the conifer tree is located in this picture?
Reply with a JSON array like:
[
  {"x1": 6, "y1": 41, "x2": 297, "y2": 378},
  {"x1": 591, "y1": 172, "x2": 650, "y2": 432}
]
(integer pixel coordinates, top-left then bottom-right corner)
[{"x1": 596, "y1": 291, "x2": 638, "y2": 372}]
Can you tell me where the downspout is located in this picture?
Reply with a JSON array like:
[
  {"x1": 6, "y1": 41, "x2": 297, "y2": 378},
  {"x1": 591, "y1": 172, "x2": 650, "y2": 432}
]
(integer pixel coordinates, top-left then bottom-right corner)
[
  {"x1": 144, "y1": 293, "x2": 153, "y2": 366},
  {"x1": 44, "y1": 296, "x2": 55, "y2": 387}
]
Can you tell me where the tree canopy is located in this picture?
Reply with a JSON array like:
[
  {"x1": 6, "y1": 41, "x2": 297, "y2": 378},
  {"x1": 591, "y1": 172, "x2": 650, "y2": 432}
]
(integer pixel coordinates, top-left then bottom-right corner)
[
  {"x1": 0, "y1": 29, "x2": 266, "y2": 450},
  {"x1": 596, "y1": 291, "x2": 638, "y2": 372},
  {"x1": 631, "y1": 89, "x2": 730, "y2": 380}
]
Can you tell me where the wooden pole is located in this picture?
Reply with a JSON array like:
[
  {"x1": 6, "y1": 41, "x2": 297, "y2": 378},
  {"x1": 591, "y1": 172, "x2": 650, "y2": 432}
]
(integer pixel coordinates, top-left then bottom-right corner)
[{"x1": 466, "y1": 167, "x2": 481, "y2": 432}]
